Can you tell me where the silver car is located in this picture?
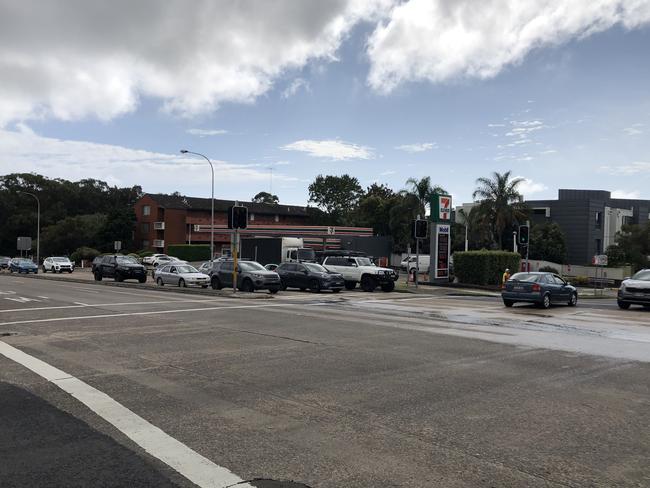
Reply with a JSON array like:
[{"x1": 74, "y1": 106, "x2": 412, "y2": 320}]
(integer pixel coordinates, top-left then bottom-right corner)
[
  {"x1": 617, "y1": 269, "x2": 650, "y2": 310},
  {"x1": 154, "y1": 264, "x2": 210, "y2": 288}
]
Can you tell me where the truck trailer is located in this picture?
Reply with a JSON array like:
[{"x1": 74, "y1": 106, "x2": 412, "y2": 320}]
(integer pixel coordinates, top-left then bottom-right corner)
[{"x1": 240, "y1": 237, "x2": 316, "y2": 266}]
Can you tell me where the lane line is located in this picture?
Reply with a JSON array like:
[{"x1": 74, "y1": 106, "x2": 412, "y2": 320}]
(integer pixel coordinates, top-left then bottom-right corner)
[
  {"x1": 0, "y1": 341, "x2": 252, "y2": 488},
  {"x1": 0, "y1": 302, "x2": 292, "y2": 327}
]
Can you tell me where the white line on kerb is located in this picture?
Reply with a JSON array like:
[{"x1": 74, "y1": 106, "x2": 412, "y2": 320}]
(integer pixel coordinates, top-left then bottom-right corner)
[{"x1": 0, "y1": 341, "x2": 253, "y2": 488}]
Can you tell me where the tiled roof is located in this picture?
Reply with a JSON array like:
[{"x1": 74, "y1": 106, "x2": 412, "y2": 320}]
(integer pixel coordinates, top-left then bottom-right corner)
[{"x1": 144, "y1": 193, "x2": 309, "y2": 216}]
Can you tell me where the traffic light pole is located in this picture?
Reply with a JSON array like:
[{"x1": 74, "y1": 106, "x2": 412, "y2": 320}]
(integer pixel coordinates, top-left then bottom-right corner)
[
  {"x1": 415, "y1": 236, "x2": 420, "y2": 289},
  {"x1": 525, "y1": 220, "x2": 530, "y2": 272},
  {"x1": 232, "y1": 228, "x2": 238, "y2": 294}
]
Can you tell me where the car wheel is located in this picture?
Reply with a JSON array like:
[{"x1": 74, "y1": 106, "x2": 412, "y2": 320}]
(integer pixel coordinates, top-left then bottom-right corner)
[
  {"x1": 538, "y1": 293, "x2": 551, "y2": 309},
  {"x1": 568, "y1": 292, "x2": 578, "y2": 307},
  {"x1": 269, "y1": 288, "x2": 279, "y2": 295},
  {"x1": 280, "y1": 280, "x2": 287, "y2": 291},
  {"x1": 380, "y1": 281, "x2": 395, "y2": 292},
  {"x1": 94, "y1": 272, "x2": 102, "y2": 281},
  {"x1": 332, "y1": 289, "x2": 341, "y2": 293},
  {"x1": 240, "y1": 279, "x2": 254, "y2": 293},
  {"x1": 299, "y1": 287, "x2": 306, "y2": 291},
  {"x1": 643, "y1": 305, "x2": 650, "y2": 310},
  {"x1": 344, "y1": 281, "x2": 357, "y2": 290},
  {"x1": 42, "y1": 266, "x2": 47, "y2": 273},
  {"x1": 503, "y1": 299, "x2": 514, "y2": 307},
  {"x1": 211, "y1": 277, "x2": 223, "y2": 290},
  {"x1": 68, "y1": 269, "x2": 73, "y2": 273},
  {"x1": 138, "y1": 276, "x2": 147, "y2": 284},
  {"x1": 309, "y1": 279, "x2": 321, "y2": 293},
  {"x1": 361, "y1": 275, "x2": 377, "y2": 292},
  {"x1": 179, "y1": 278, "x2": 186, "y2": 288},
  {"x1": 156, "y1": 277, "x2": 164, "y2": 286},
  {"x1": 114, "y1": 272, "x2": 123, "y2": 282},
  {"x1": 617, "y1": 300, "x2": 631, "y2": 310}
]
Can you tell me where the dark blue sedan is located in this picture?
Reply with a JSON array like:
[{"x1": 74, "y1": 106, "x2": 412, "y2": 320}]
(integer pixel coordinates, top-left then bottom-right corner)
[
  {"x1": 9, "y1": 258, "x2": 39, "y2": 274},
  {"x1": 502, "y1": 272, "x2": 577, "y2": 309}
]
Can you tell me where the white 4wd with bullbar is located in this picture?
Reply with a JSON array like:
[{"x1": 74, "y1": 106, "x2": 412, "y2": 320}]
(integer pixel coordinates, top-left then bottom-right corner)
[{"x1": 322, "y1": 256, "x2": 398, "y2": 292}]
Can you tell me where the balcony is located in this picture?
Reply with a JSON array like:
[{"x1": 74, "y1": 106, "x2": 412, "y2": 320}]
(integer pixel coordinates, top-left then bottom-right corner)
[
  {"x1": 154, "y1": 221, "x2": 165, "y2": 230},
  {"x1": 153, "y1": 239, "x2": 165, "y2": 248}
]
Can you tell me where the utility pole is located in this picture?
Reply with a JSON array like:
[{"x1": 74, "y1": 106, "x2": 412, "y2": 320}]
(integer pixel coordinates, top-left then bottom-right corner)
[{"x1": 180, "y1": 150, "x2": 215, "y2": 261}]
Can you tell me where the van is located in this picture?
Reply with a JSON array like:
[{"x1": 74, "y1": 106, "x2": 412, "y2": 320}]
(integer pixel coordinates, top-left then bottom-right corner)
[{"x1": 400, "y1": 255, "x2": 430, "y2": 275}]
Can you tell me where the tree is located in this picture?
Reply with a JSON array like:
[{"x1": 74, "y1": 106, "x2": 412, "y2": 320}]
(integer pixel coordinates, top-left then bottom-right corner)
[
  {"x1": 388, "y1": 193, "x2": 422, "y2": 253},
  {"x1": 402, "y1": 176, "x2": 446, "y2": 217},
  {"x1": 355, "y1": 184, "x2": 397, "y2": 236},
  {"x1": 252, "y1": 191, "x2": 279, "y2": 204},
  {"x1": 308, "y1": 174, "x2": 364, "y2": 225},
  {"x1": 472, "y1": 171, "x2": 528, "y2": 249},
  {"x1": 606, "y1": 244, "x2": 627, "y2": 267},
  {"x1": 41, "y1": 214, "x2": 107, "y2": 256},
  {"x1": 528, "y1": 222, "x2": 567, "y2": 264},
  {"x1": 613, "y1": 222, "x2": 650, "y2": 271}
]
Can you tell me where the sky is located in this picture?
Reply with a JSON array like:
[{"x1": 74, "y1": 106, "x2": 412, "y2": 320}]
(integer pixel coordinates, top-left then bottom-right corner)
[{"x1": 1, "y1": 0, "x2": 649, "y2": 207}]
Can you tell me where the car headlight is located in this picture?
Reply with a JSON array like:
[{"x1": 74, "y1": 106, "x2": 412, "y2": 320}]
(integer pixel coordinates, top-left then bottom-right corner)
[
  {"x1": 619, "y1": 284, "x2": 626, "y2": 293},
  {"x1": 252, "y1": 273, "x2": 264, "y2": 279}
]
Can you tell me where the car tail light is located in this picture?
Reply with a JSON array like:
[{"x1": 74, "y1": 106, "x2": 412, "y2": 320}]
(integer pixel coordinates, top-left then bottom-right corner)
[{"x1": 532, "y1": 284, "x2": 541, "y2": 292}]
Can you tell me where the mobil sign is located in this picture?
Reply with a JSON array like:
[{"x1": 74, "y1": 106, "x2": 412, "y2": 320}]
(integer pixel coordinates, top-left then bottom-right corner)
[{"x1": 430, "y1": 193, "x2": 452, "y2": 222}]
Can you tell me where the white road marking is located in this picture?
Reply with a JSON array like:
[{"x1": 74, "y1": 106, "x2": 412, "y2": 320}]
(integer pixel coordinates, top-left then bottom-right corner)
[
  {"x1": 0, "y1": 297, "x2": 241, "y2": 313},
  {"x1": 4, "y1": 296, "x2": 40, "y2": 303},
  {"x1": 37, "y1": 296, "x2": 49, "y2": 299},
  {"x1": 0, "y1": 341, "x2": 253, "y2": 488},
  {"x1": 0, "y1": 302, "x2": 292, "y2": 327},
  {"x1": 0, "y1": 290, "x2": 16, "y2": 295}
]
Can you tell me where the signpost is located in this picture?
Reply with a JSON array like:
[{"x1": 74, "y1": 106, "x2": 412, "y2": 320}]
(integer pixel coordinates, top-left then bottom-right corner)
[
  {"x1": 412, "y1": 218, "x2": 428, "y2": 288},
  {"x1": 519, "y1": 222, "x2": 530, "y2": 271},
  {"x1": 592, "y1": 254, "x2": 608, "y2": 294},
  {"x1": 17, "y1": 237, "x2": 32, "y2": 258},
  {"x1": 114, "y1": 241, "x2": 122, "y2": 252},
  {"x1": 228, "y1": 204, "x2": 248, "y2": 293},
  {"x1": 429, "y1": 194, "x2": 452, "y2": 284}
]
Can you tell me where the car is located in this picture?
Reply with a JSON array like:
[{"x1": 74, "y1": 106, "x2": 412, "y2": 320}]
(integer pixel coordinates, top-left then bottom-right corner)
[
  {"x1": 142, "y1": 253, "x2": 165, "y2": 265},
  {"x1": 9, "y1": 258, "x2": 38, "y2": 274},
  {"x1": 42, "y1": 256, "x2": 74, "y2": 273},
  {"x1": 209, "y1": 259, "x2": 281, "y2": 293},
  {"x1": 151, "y1": 255, "x2": 186, "y2": 267},
  {"x1": 400, "y1": 255, "x2": 430, "y2": 275},
  {"x1": 197, "y1": 261, "x2": 213, "y2": 274},
  {"x1": 322, "y1": 255, "x2": 398, "y2": 292},
  {"x1": 276, "y1": 262, "x2": 344, "y2": 293},
  {"x1": 0, "y1": 256, "x2": 10, "y2": 269},
  {"x1": 93, "y1": 255, "x2": 147, "y2": 283},
  {"x1": 264, "y1": 263, "x2": 279, "y2": 271},
  {"x1": 502, "y1": 272, "x2": 578, "y2": 309},
  {"x1": 617, "y1": 269, "x2": 650, "y2": 310},
  {"x1": 154, "y1": 263, "x2": 210, "y2": 288}
]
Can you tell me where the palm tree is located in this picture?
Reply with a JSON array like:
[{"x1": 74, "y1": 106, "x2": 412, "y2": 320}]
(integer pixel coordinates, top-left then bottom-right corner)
[
  {"x1": 402, "y1": 176, "x2": 447, "y2": 218},
  {"x1": 472, "y1": 171, "x2": 528, "y2": 249}
]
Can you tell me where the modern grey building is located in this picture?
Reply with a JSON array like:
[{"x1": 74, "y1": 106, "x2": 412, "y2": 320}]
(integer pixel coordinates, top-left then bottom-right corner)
[{"x1": 526, "y1": 189, "x2": 650, "y2": 265}]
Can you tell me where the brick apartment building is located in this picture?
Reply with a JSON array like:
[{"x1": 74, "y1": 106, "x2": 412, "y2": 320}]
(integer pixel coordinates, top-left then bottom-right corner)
[{"x1": 134, "y1": 193, "x2": 375, "y2": 256}]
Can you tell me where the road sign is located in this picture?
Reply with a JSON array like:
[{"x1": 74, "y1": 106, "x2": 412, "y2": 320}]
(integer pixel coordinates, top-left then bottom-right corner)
[
  {"x1": 17, "y1": 237, "x2": 32, "y2": 251},
  {"x1": 592, "y1": 255, "x2": 608, "y2": 266},
  {"x1": 430, "y1": 194, "x2": 452, "y2": 222},
  {"x1": 413, "y1": 219, "x2": 428, "y2": 239},
  {"x1": 114, "y1": 241, "x2": 122, "y2": 251}
]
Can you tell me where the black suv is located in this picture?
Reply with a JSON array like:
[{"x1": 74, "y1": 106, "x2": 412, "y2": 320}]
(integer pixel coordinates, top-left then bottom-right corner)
[
  {"x1": 93, "y1": 255, "x2": 147, "y2": 283},
  {"x1": 276, "y1": 262, "x2": 344, "y2": 292}
]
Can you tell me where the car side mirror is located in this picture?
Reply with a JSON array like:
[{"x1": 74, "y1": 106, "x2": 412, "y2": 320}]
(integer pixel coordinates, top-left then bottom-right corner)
[{"x1": 566, "y1": 282, "x2": 572, "y2": 286}]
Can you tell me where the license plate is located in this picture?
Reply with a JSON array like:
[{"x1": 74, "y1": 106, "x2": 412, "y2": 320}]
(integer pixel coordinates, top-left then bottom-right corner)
[{"x1": 513, "y1": 286, "x2": 524, "y2": 291}]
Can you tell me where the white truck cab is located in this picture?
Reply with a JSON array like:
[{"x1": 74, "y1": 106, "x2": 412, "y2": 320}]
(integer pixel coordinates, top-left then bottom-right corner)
[{"x1": 322, "y1": 255, "x2": 398, "y2": 292}]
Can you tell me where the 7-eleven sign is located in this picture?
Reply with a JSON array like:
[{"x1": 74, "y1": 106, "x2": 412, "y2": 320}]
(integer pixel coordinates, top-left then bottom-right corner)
[{"x1": 430, "y1": 193, "x2": 452, "y2": 222}]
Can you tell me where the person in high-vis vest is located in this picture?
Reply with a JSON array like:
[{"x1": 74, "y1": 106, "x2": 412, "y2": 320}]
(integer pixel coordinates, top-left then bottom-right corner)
[{"x1": 502, "y1": 268, "x2": 511, "y2": 287}]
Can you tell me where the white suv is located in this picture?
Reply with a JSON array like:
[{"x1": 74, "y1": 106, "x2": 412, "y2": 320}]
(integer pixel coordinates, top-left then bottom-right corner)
[
  {"x1": 42, "y1": 256, "x2": 74, "y2": 273},
  {"x1": 322, "y1": 256, "x2": 398, "y2": 292}
]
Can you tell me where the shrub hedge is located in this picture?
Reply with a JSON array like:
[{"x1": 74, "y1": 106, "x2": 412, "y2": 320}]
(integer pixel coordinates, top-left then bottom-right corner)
[
  {"x1": 70, "y1": 246, "x2": 100, "y2": 264},
  {"x1": 453, "y1": 251, "x2": 521, "y2": 286},
  {"x1": 167, "y1": 244, "x2": 211, "y2": 262}
]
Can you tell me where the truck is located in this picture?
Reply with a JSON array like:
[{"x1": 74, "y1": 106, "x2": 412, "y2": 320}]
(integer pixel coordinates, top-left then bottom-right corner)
[{"x1": 240, "y1": 237, "x2": 316, "y2": 266}]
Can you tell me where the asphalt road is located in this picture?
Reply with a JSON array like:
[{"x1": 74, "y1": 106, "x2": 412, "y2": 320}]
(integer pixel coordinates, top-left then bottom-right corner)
[{"x1": 0, "y1": 275, "x2": 649, "y2": 487}]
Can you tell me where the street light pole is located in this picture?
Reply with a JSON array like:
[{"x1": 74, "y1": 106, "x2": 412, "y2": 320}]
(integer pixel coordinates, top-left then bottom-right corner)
[
  {"x1": 180, "y1": 150, "x2": 215, "y2": 261},
  {"x1": 18, "y1": 191, "x2": 40, "y2": 265}
]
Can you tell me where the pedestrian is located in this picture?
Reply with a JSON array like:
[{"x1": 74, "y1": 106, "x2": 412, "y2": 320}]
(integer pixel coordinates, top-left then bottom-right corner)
[{"x1": 502, "y1": 268, "x2": 511, "y2": 287}]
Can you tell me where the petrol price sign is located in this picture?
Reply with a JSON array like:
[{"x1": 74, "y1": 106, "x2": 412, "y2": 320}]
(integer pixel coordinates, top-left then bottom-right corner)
[{"x1": 435, "y1": 224, "x2": 450, "y2": 279}]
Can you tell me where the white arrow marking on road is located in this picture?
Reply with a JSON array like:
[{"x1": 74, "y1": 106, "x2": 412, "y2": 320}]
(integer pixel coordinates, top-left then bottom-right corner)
[{"x1": 4, "y1": 297, "x2": 40, "y2": 303}]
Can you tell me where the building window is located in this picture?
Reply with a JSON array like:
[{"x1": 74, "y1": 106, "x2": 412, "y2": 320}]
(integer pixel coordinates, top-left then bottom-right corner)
[
  {"x1": 142, "y1": 240, "x2": 149, "y2": 249},
  {"x1": 143, "y1": 205, "x2": 151, "y2": 216},
  {"x1": 141, "y1": 223, "x2": 150, "y2": 233},
  {"x1": 595, "y1": 211, "x2": 602, "y2": 228},
  {"x1": 250, "y1": 213, "x2": 255, "y2": 222},
  {"x1": 595, "y1": 239, "x2": 602, "y2": 254},
  {"x1": 274, "y1": 214, "x2": 279, "y2": 223}
]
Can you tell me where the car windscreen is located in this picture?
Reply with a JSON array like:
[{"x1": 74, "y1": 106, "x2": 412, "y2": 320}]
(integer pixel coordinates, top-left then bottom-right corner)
[
  {"x1": 16, "y1": 259, "x2": 32, "y2": 264},
  {"x1": 53, "y1": 257, "x2": 69, "y2": 262},
  {"x1": 239, "y1": 261, "x2": 266, "y2": 271},
  {"x1": 116, "y1": 256, "x2": 138, "y2": 264},
  {"x1": 631, "y1": 270, "x2": 650, "y2": 281},
  {"x1": 298, "y1": 249, "x2": 316, "y2": 260},
  {"x1": 510, "y1": 273, "x2": 540, "y2": 282},
  {"x1": 304, "y1": 263, "x2": 327, "y2": 273},
  {"x1": 176, "y1": 265, "x2": 198, "y2": 273},
  {"x1": 356, "y1": 257, "x2": 374, "y2": 266}
]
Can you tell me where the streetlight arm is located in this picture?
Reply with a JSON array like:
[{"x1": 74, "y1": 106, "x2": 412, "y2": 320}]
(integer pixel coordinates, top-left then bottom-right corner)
[{"x1": 180, "y1": 150, "x2": 215, "y2": 261}]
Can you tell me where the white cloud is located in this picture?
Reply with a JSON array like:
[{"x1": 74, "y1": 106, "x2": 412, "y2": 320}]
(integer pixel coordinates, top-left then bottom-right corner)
[
  {"x1": 366, "y1": 0, "x2": 650, "y2": 92},
  {"x1": 281, "y1": 139, "x2": 374, "y2": 160},
  {"x1": 516, "y1": 176, "x2": 548, "y2": 195},
  {"x1": 611, "y1": 189, "x2": 641, "y2": 199},
  {"x1": 282, "y1": 78, "x2": 311, "y2": 99},
  {"x1": 0, "y1": 126, "x2": 289, "y2": 194},
  {"x1": 600, "y1": 161, "x2": 650, "y2": 175},
  {"x1": 623, "y1": 124, "x2": 644, "y2": 136},
  {"x1": 186, "y1": 128, "x2": 228, "y2": 137},
  {"x1": 395, "y1": 142, "x2": 437, "y2": 153},
  {"x1": 0, "y1": 0, "x2": 394, "y2": 126},
  {"x1": 380, "y1": 170, "x2": 396, "y2": 176}
]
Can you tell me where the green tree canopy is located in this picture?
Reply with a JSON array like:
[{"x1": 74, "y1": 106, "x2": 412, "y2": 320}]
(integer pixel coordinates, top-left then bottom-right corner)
[
  {"x1": 308, "y1": 174, "x2": 364, "y2": 225},
  {"x1": 613, "y1": 222, "x2": 650, "y2": 271},
  {"x1": 529, "y1": 222, "x2": 567, "y2": 264},
  {"x1": 252, "y1": 191, "x2": 279, "y2": 204},
  {"x1": 402, "y1": 176, "x2": 446, "y2": 218}
]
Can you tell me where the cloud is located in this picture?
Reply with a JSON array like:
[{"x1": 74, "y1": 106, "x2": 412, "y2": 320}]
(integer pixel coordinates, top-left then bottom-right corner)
[
  {"x1": 0, "y1": 0, "x2": 394, "y2": 126},
  {"x1": 379, "y1": 170, "x2": 396, "y2": 176},
  {"x1": 623, "y1": 124, "x2": 644, "y2": 136},
  {"x1": 281, "y1": 139, "x2": 374, "y2": 160},
  {"x1": 186, "y1": 128, "x2": 228, "y2": 137},
  {"x1": 600, "y1": 161, "x2": 650, "y2": 175},
  {"x1": 0, "y1": 125, "x2": 289, "y2": 194},
  {"x1": 395, "y1": 142, "x2": 437, "y2": 153},
  {"x1": 611, "y1": 189, "x2": 641, "y2": 199},
  {"x1": 516, "y1": 176, "x2": 548, "y2": 195},
  {"x1": 282, "y1": 78, "x2": 311, "y2": 99},
  {"x1": 366, "y1": 0, "x2": 650, "y2": 92}
]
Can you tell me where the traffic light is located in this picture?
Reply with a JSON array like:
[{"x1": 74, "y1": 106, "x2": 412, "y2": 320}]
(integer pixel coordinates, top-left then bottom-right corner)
[
  {"x1": 413, "y1": 219, "x2": 428, "y2": 239},
  {"x1": 228, "y1": 205, "x2": 248, "y2": 229},
  {"x1": 518, "y1": 224, "x2": 529, "y2": 245}
]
